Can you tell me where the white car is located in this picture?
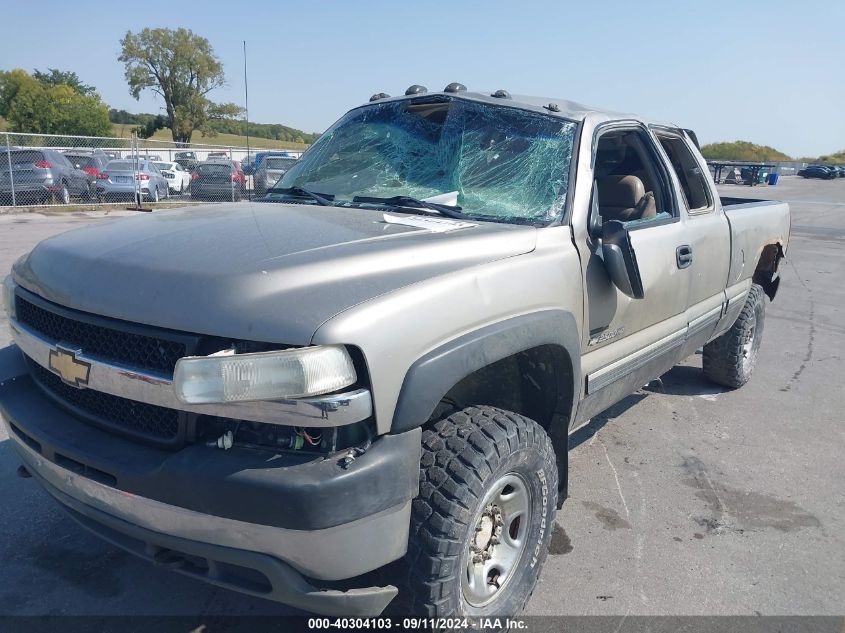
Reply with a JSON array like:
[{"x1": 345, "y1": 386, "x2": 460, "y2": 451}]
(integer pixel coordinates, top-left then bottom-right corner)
[{"x1": 153, "y1": 161, "x2": 192, "y2": 194}]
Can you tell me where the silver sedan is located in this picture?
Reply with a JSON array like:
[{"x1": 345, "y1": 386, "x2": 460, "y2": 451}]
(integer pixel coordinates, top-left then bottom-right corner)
[{"x1": 96, "y1": 160, "x2": 170, "y2": 202}]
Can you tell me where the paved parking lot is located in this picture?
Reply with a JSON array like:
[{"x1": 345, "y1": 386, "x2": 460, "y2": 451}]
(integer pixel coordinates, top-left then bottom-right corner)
[{"x1": 0, "y1": 177, "x2": 843, "y2": 616}]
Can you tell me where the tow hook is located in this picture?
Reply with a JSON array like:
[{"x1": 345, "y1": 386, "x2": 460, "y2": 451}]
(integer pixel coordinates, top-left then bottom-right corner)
[{"x1": 207, "y1": 430, "x2": 234, "y2": 450}]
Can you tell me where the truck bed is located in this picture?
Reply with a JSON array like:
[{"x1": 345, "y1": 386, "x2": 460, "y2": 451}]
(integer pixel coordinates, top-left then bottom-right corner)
[{"x1": 722, "y1": 197, "x2": 790, "y2": 290}]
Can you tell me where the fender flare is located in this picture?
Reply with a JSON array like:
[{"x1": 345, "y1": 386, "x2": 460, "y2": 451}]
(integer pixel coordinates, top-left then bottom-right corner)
[
  {"x1": 392, "y1": 310, "x2": 581, "y2": 433},
  {"x1": 391, "y1": 310, "x2": 580, "y2": 501}
]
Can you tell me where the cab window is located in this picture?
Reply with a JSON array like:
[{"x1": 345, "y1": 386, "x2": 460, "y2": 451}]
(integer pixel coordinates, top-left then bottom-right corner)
[
  {"x1": 655, "y1": 133, "x2": 713, "y2": 213},
  {"x1": 593, "y1": 127, "x2": 675, "y2": 228}
]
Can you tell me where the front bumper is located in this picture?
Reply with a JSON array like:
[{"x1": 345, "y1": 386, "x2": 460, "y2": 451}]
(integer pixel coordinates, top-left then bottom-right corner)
[{"x1": 0, "y1": 346, "x2": 420, "y2": 614}]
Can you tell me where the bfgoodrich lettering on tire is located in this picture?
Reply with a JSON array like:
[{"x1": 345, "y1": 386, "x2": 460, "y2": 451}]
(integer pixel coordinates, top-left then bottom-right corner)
[
  {"x1": 391, "y1": 406, "x2": 558, "y2": 617},
  {"x1": 703, "y1": 283, "x2": 766, "y2": 388}
]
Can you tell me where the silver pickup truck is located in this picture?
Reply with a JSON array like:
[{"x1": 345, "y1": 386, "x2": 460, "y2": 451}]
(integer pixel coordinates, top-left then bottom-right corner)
[{"x1": 0, "y1": 85, "x2": 789, "y2": 620}]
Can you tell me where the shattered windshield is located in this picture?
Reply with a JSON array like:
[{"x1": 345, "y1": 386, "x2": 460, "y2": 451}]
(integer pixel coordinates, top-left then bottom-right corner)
[{"x1": 275, "y1": 97, "x2": 578, "y2": 223}]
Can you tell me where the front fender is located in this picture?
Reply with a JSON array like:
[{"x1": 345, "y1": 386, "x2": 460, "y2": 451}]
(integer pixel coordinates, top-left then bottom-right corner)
[{"x1": 391, "y1": 310, "x2": 581, "y2": 434}]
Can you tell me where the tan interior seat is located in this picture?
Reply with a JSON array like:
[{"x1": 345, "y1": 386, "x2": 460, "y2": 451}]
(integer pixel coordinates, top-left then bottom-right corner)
[{"x1": 597, "y1": 175, "x2": 657, "y2": 222}]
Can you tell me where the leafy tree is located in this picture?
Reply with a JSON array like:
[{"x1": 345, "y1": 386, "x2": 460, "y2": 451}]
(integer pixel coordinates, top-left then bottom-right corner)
[
  {"x1": 109, "y1": 108, "x2": 144, "y2": 125},
  {"x1": 0, "y1": 69, "x2": 38, "y2": 118},
  {"x1": 0, "y1": 69, "x2": 111, "y2": 136},
  {"x1": 136, "y1": 114, "x2": 168, "y2": 139},
  {"x1": 119, "y1": 27, "x2": 243, "y2": 143},
  {"x1": 33, "y1": 68, "x2": 96, "y2": 96}
]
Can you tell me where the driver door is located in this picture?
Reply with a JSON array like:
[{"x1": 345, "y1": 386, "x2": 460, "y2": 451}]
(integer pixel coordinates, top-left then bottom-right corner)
[{"x1": 574, "y1": 123, "x2": 690, "y2": 424}]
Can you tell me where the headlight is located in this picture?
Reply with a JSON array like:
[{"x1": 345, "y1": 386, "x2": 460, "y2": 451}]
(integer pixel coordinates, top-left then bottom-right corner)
[
  {"x1": 2, "y1": 275, "x2": 16, "y2": 320},
  {"x1": 174, "y1": 345, "x2": 357, "y2": 404}
]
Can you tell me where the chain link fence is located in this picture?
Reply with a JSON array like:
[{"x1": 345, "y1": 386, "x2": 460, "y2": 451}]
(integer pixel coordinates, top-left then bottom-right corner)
[{"x1": 1, "y1": 131, "x2": 303, "y2": 208}]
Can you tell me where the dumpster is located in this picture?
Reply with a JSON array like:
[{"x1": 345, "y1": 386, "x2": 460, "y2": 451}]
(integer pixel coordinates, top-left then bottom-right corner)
[{"x1": 768, "y1": 173, "x2": 779, "y2": 185}]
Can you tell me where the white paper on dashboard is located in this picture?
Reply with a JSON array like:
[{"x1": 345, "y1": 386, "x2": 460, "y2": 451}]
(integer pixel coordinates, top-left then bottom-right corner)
[{"x1": 382, "y1": 213, "x2": 477, "y2": 233}]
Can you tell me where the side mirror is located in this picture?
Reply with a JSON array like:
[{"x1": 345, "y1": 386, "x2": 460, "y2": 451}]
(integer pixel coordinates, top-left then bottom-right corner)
[{"x1": 600, "y1": 220, "x2": 645, "y2": 299}]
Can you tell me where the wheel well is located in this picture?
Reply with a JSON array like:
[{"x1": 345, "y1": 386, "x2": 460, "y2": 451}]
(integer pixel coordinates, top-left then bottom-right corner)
[
  {"x1": 429, "y1": 344, "x2": 575, "y2": 433},
  {"x1": 752, "y1": 242, "x2": 784, "y2": 301}
]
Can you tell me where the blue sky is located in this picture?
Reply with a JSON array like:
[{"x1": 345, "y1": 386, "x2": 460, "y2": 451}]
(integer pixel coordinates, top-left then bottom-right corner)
[{"x1": 2, "y1": 0, "x2": 842, "y2": 156}]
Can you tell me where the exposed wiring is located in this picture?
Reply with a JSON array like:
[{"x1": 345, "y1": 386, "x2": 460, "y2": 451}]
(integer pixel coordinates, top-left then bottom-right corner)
[{"x1": 296, "y1": 427, "x2": 323, "y2": 446}]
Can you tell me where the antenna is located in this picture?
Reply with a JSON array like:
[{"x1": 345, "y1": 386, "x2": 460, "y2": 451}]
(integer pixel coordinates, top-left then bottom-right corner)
[{"x1": 243, "y1": 40, "x2": 251, "y2": 200}]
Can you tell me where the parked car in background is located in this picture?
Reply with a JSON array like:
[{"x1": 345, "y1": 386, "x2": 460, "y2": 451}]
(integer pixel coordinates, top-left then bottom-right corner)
[
  {"x1": 153, "y1": 161, "x2": 192, "y2": 194},
  {"x1": 253, "y1": 151, "x2": 295, "y2": 173},
  {"x1": 63, "y1": 151, "x2": 109, "y2": 198},
  {"x1": 207, "y1": 151, "x2": 230, "y2": 159},
  {"x1": 254, "y1": 155, "x2": 298, "y2": 196},
  {"x1": 241, "y1": 156, "x2": 256, "y2": 175},
  {"x1": 101, "y1": 150, "x2": 122, "y2": 161},
  {"x1": 137, "y1": 154, "x2": 163, "y2": 161},
  {"x1": 0, "y1": 149, "x2": 91, "y2": 204},
  {"x1": 190, "y1": 160, "x2": 244, "y2": 201},
  {"x1": 174, "y1": 151, "x2": 198, "y2": 171},
  {"x1": 204, "y1": 158, "x2": 247, "y2": 189},
  {"x1": 96, "y1": 160, "x2": 169, "y2": 202},
  {"x1": 828, "y1": 165, "x2": 845, "y2": 178},
  {"x1": 798, "y1": 166, "x2": 836, "y2": 179}
]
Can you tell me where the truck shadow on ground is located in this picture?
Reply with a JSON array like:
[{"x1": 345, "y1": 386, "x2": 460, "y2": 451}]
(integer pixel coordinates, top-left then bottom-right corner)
[
  {"x1": 569, "y1": 363, "x2": 729, "y2": 450},
  {"x1": 655, "y1": 364, "x2": 730, "y2": 398}
]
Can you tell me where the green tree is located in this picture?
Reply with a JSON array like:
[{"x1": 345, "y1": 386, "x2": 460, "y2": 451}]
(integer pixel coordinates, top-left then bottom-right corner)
[
  {"x1": 33, "y1": 68, "x2": 96, "y2": 96},
  {"x1": 136, "y1": 114, "x2": 168, "y2": 139},
  {"x1": 0, "y1": 69, "x2": 39, "y2": 118},
  {"x1": 118, "y1": 27, "x2": 243, "y2": 143},
  {"x1": 48, "y1": 85, "x2": 113, "y2": 136},
  {"x1": 0, "y1": 69, "x2": 111, "y2": 136}
]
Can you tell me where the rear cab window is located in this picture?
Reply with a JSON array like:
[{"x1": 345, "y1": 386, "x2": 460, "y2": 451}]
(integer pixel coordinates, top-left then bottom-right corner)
[{"x1": 653, "y1": 131, "x2": 713, "y2": 214}]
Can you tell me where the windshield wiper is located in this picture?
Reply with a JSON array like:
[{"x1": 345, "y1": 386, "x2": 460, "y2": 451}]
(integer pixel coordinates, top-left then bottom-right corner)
[
  {"x1": 351, "y1": 195, "x2": 464, "y2": 219},
  {"x1": 266, "y1": 186, "x2": 334, "y2": 206}
]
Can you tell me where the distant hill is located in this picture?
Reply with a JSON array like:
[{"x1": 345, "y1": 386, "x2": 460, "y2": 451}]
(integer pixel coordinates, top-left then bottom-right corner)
[
  {"x1": 108, "y1": 109, "x2": 319, "y2": 147},
  {"x1": 700, "y1": 141, "x2": 792, "y2": 162},
  {"x1": 110, "y1": 123, "x2": 311, "y2": 151},
  {"x1": 798, "y1": 149, "x2": 845, "y2": 164}
]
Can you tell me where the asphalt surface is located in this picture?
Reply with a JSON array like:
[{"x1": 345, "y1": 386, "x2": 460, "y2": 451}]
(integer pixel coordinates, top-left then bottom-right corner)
[{"x1": 0, "y1": 177, "x2": 843, "y2": 616}]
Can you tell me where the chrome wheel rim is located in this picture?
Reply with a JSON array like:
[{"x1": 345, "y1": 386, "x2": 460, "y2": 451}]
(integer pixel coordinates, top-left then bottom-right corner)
[
  {"x1": 462, "y1": 473, "x2": 531, "y2": 607},
  {"x1": 61, "y1": 186, "x2": 69, "y2": 204},
  {"x1": 741, "y1": 319, "x2": 759, "y2": 372}
]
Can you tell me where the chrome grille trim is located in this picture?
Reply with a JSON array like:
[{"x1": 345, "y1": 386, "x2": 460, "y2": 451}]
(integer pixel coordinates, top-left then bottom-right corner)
[{"x1": 10, "y1": 318, "x2": 372, "y2": 428}]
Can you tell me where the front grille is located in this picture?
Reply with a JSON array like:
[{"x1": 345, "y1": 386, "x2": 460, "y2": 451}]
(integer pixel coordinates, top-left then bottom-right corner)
[
  {"x1": 15, "y1": 294, "x2": 187, "y2": 374},
  {"x1": 29, "y1": 361, "x2": 180, "y2": 441}
]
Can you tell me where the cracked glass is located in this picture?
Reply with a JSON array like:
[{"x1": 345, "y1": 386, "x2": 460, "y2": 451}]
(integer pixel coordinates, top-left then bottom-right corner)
[{"x1": 276, "y1": 97, "x2": 578, "y2": 223}]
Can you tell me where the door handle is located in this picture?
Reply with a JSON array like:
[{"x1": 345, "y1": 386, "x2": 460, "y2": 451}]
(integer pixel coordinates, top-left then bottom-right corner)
[{"x1": 676, "y1": 245, "x2": 693, "y2": 269}]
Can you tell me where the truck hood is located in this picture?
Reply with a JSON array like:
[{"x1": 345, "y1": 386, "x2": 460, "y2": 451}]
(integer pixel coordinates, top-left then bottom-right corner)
[{"x1": 13, "y1": 203, "x2": 537, "y2": 344}]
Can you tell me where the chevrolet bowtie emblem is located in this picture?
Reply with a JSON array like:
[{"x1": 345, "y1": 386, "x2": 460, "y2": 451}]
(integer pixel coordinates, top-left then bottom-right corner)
[{"x1": 48, "y1": 346, "x2": 91, "y2": 387}]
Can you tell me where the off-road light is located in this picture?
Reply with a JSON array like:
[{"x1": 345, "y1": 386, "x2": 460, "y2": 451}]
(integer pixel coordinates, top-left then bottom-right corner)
[
  {"x1": 173, "y1": 345, "x2": 357, "y2": 404},
  {"x1": 2, "y1": 275, "x2": 16, "y2": 320}
]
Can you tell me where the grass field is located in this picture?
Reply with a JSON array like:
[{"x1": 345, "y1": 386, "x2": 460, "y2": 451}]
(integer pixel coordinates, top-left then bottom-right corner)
[{"x1": 110, "y1": 124, "x2": 310, "y2": 151}]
